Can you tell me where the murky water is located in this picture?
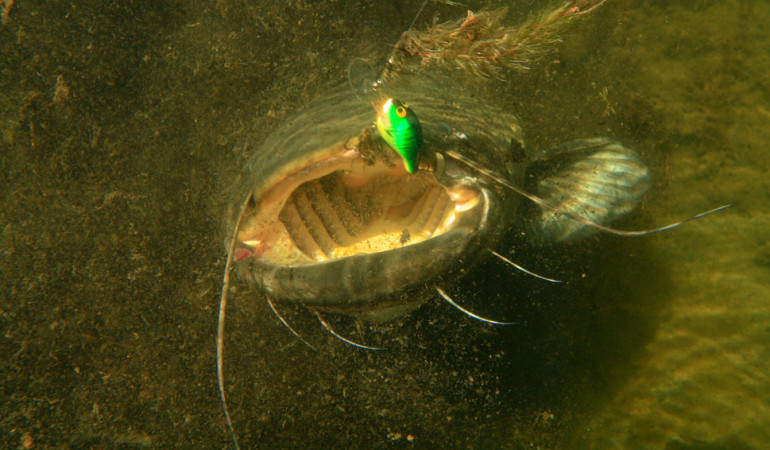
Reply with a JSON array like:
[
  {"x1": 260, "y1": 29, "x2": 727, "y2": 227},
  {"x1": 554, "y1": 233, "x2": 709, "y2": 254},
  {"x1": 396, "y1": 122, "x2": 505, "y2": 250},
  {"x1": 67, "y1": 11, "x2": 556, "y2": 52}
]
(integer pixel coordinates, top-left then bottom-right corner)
[{"x1": 1, "y1": 1, "x2": 768, "y2": 448}]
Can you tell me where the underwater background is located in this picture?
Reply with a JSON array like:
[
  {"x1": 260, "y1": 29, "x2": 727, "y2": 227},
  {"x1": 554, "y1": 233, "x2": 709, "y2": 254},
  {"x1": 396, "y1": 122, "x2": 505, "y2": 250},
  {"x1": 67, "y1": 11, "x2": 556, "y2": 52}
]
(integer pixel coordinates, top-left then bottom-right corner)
[{"x1": 1, "y1": 0, "x2": 768, "y2": 448}]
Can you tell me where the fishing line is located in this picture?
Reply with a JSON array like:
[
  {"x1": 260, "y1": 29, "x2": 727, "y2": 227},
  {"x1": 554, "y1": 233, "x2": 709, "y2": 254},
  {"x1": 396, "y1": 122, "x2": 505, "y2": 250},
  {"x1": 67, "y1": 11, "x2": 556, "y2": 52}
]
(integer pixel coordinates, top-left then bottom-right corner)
[
  {"x1": 346, "y1": 57, "x2": 378, "y2": 104},
  {"x1": 346, "y1": 0, "x2": 430, "y2": 104},
  {"x1": 408, "y1": 0, "x2": 429, "y2": 31}
]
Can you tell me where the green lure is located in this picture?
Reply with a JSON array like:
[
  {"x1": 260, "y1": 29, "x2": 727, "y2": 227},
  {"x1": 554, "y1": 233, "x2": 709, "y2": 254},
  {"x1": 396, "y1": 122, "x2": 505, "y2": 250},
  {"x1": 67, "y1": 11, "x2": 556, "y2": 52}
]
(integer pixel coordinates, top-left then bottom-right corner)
[{"x1": 376, "y1": 98, "x2": 423, "y2": 173}]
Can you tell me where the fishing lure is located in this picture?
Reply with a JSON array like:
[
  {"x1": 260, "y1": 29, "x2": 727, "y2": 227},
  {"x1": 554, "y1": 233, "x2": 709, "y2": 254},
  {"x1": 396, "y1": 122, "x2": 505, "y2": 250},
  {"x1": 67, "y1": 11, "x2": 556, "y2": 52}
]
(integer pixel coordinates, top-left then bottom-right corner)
[{"x1": 376, "y1": 98, "x2": 423, "y2": 173}]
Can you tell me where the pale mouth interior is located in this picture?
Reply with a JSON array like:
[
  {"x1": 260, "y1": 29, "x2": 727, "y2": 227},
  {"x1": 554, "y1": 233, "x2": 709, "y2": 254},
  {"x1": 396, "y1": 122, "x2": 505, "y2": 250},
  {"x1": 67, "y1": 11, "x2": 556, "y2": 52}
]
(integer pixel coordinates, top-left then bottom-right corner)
[{"x1": 239, "y1": 148, "x2": 480, "y2": 267}]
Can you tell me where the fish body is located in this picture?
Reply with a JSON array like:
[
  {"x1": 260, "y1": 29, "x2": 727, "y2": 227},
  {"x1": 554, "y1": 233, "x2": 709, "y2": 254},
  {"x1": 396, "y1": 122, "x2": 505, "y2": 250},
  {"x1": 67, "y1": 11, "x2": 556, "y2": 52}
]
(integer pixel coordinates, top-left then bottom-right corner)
[
  {"x1": 227, "y1": 70, "x2": 649, "y2": 321},
  {"x1": 229, "y1": 72, "x2": 526, "y2": 320}
]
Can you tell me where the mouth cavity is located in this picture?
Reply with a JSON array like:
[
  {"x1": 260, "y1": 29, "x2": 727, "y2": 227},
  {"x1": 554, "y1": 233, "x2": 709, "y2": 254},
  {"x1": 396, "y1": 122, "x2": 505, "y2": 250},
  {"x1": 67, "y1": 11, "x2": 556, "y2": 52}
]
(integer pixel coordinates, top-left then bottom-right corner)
[{"x1": 237, "y1": 135, "x2": 483, "y2": 267}]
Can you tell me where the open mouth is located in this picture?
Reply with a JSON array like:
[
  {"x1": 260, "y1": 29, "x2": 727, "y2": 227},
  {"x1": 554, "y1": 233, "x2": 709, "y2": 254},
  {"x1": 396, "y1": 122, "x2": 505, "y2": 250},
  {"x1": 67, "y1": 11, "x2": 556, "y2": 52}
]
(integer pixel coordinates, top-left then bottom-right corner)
[
  {"x1": 236, "y1": 133, "x2": 484, "y2": 268},
  {"x1": 227, "y1": 90, "x2": 518, "y2": 318}
]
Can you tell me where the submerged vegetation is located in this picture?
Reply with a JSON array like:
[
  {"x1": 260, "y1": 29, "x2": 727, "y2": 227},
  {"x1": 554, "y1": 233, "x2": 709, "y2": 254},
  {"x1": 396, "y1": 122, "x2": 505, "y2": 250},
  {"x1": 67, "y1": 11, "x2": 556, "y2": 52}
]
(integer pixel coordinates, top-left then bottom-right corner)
[{"x1": 384, "y1": 1, "x2": 608, "y2": 79}]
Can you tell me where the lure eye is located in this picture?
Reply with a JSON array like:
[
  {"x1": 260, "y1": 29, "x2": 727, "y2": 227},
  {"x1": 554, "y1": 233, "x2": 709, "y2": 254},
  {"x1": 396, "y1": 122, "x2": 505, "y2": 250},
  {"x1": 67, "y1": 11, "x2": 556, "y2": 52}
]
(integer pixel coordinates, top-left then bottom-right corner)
[{"x1": 396, "y1": 106, "x2": 407, "y2": 118}]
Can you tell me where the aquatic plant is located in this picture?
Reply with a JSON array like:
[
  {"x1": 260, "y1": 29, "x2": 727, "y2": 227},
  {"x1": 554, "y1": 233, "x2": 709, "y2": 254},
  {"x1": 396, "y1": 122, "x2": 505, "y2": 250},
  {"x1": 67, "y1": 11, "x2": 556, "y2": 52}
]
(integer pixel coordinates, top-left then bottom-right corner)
[{"x1": 383, "y1": 1, "x2": 608, "y2": 79}]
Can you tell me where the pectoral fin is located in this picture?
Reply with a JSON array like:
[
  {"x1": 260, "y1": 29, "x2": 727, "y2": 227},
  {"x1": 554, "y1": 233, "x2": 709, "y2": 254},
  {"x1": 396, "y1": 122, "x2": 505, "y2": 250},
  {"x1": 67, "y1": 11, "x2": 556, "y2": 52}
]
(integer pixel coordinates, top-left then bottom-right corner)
[{"x1": 522, "y1": 138, "x2": 651, "y2": 243}]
